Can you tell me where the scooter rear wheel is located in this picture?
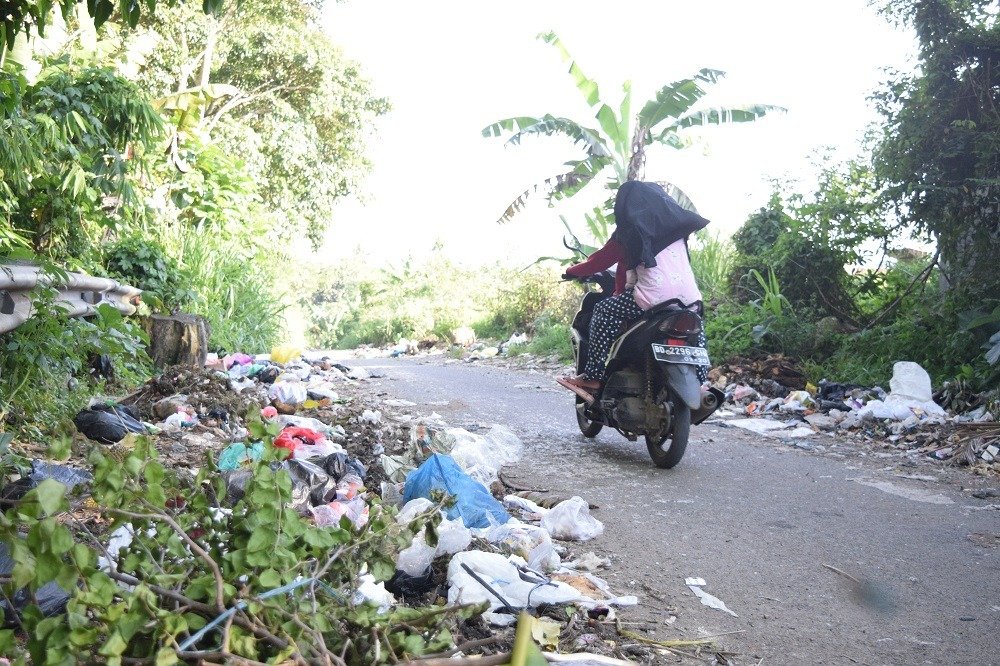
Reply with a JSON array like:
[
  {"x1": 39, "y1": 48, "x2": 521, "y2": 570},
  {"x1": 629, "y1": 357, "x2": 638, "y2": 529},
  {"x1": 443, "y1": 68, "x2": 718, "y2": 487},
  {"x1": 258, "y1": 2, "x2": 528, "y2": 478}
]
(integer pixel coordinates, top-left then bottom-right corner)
[
  {"x1": 646, "y1": 402, "x2": 690, "y2": 468},
  {"x1": 576, "y1": 396, "x2": 603, "y2": 437}
]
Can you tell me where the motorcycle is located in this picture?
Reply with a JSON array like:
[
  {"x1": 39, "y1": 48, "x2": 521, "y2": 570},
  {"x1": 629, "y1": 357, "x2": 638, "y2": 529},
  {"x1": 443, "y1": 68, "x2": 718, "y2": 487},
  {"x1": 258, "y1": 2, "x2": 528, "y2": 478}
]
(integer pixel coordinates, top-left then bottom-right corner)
[{"x1": 565, "y1": 272, "x2": 724, "y2": 468}]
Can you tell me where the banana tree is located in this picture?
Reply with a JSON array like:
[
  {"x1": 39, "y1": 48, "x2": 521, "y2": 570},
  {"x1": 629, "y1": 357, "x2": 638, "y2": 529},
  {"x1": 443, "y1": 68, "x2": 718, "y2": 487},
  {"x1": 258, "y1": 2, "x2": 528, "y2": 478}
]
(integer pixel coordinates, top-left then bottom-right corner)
[{"x1": 483, "y1": 31, "x2": 784, "y2": 244}]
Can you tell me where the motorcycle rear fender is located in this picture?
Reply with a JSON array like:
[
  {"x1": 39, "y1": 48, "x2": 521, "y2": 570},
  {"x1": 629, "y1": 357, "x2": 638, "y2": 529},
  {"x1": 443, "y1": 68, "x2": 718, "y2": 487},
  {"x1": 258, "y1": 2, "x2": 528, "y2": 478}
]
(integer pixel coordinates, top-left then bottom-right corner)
[{"x1": 664, "y1": 363, "x2": 702, "y2": 410}]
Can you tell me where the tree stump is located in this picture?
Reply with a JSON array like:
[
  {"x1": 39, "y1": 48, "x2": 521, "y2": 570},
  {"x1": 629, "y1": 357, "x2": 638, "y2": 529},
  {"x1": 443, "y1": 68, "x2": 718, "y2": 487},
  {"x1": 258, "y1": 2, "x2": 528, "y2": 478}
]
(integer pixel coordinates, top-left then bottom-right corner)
[{"x1": 146, "y1": 314, "x2": 211, "y2": 368}]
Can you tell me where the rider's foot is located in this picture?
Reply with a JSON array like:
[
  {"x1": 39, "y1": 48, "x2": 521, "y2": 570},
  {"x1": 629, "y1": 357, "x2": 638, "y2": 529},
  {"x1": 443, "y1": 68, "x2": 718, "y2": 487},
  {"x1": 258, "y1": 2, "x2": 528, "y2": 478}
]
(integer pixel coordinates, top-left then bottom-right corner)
[{"x1": 556, "y1": 377, "x2": 596, "y2": 404}]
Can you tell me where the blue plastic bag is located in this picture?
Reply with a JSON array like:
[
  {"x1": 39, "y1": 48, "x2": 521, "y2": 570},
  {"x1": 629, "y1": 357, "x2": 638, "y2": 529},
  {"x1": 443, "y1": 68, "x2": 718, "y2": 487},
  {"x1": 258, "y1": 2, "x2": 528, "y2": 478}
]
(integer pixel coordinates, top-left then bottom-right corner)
[
  {"x1": 402, "y1": 454, "x2": 510, "y2": 528},
  {"x1": 218, "y1": 442, "x2": 265, "y2": 471}
]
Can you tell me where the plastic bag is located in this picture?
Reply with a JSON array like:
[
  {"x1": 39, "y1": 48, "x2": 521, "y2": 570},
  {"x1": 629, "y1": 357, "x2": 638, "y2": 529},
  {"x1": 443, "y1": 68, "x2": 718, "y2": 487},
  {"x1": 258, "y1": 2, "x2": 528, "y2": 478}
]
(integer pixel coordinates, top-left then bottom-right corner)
[
  {"x1": 448, "y1": 425, "x2": 524, "y2": 487},
  {"x1": 278, "y1": 415, "x2": 342, "y2": 438},
  {"x1": 397, "y1": 536, "x2": 437, "y2": 577},
  {"x1": 0, "y1": 461, "x2": 93, "y2": 503},
  {"x1": 446, "y1": 551, "x2": 582, "y2": 611},
  {"x1": 218, "y1": 442, "x2": 265, "y2": 471},
  {"x1": 310, "y1": 498, "x2": 368, "y2": 528},
  {"x1": 486, "y1": 522, "x2": 559, "y2": 571},
  {"x1": 395, "y1": 498, "x2": 467, "y2": 575},
  {"x1": 386, "y1": 568, "x2": 435, "y2": 597},
  {"x1": 224, "y1": 352, "x2": 254, "y2": 369},
  {"x1": 540, "y1": 497, "x2": 604, "y2": 541},
  {"x1": 437, "y1": 517, "x2": 473, "y2": 555},
  {"x1": 162, "y1": 410, "x2": 198, "y2": 429},
  {"x1": 274, "y1": 427, "x2": 340, "y2": 459},
  {"x1": 1, "y1": 542, "x2": 70, "y2": 625},
  {"x1": 271, "y1": 345, "x2": 303, "y2": 364},
  {"x1": 74, "y1": 405, "x2": 145, "y2": 444},
  {"x1": 284, "y1": 458, "x2": 338, "y2": 511},
  {"x1": 268, "y1": 381, "x2": 308, "y2": 406},
  {"x1": 403, "y1": 454, "x2": 510, "y2": 528}
]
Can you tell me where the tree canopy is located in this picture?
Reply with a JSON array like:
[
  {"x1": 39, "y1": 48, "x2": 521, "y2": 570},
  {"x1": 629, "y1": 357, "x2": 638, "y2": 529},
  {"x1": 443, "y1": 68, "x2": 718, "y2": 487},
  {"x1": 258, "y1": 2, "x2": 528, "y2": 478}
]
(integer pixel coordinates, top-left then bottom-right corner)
[
  {"x1": 873, "y1": 0, "x2": 1000, "y2": 300},
  {"x1": 0, "y1": 0, "x2": 223, "y2": 48}
]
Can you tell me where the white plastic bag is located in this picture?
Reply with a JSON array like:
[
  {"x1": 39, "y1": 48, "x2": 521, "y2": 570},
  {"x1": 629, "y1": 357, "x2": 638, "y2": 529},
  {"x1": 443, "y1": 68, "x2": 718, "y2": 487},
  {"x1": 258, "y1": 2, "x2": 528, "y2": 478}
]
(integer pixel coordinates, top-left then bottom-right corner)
[
  {"x1": 446, "y1": 551, "x2": 582, "y2": 610},
  {"x1": 397, "y1": 537, "x2": 437, "y2": 577},
  {"x1": 436, "y1": 518, "x2": 473, "y2": 555},
  {"x1": 277, "y1": 415, "x2": 341, "y2": 438},
  {"x1": 268, "y1": 381, "x2": 307, "y2": 406},
  {"x1": 540, "y1": 497, "x2": 604, "y2": 542},
  {"x1": 486, "y1": 522, "x2": 560, "y2": 571},
  {"x1": 395, "y1": 499, "x2": 472, "y2": 574},
  {"x1": 448, "y1": 425, "x2": 524, "y2": 487}
]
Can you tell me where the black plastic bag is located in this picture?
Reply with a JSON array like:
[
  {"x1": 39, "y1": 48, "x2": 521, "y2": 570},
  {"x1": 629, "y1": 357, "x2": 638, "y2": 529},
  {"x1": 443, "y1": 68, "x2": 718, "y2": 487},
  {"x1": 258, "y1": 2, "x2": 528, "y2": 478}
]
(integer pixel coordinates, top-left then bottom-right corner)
[
  {"x1": 0, "y1": 461, "x2": 93, "y2": 503},
  {"x1": 223, "y1": 460, "x2": 336, "y2": 511},
  {"x1": 285, "y1": 459, "x2": 337, "y2": 510},
  {"x1": 0, "y1": 543, "x2": 71, "y2": 626},
  {"x1": 74, "y1": 405, "x2": 145, "y2": 444},
  {"x1": 255, "y1": 366, "x2": 280, "y2": 384},
  {"x1": 386, "y1": 567, "x2": 435, "y2": 597},
  {"x1": 312, "y1": 453, "x2": 367, "y2": 482}
]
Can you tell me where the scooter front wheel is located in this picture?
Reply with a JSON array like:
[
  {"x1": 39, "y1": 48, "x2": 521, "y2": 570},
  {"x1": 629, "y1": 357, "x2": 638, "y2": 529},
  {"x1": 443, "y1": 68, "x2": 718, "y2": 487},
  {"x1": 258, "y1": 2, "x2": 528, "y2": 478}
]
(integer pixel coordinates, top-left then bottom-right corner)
[
  {"x1": 576, "y1": 396, "x2": 603, "y2": 437},
  {"x1": 646, "y1": 402, "x2": 690, "y2": 468}
]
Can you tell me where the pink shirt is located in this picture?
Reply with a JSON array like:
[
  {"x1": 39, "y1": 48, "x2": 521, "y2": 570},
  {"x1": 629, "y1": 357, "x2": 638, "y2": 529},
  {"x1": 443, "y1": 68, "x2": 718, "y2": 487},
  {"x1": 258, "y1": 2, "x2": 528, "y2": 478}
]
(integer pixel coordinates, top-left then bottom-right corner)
[{"x1": 633, "y1": 240, "x2": 702, "y2": 310}]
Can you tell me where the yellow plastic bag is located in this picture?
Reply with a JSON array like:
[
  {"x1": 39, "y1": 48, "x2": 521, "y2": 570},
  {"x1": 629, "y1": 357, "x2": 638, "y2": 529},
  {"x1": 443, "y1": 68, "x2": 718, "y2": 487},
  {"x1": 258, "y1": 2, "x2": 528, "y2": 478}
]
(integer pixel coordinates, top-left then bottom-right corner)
[{"x1": 271, "y1": 345, "x2": 303, "y2": 364}]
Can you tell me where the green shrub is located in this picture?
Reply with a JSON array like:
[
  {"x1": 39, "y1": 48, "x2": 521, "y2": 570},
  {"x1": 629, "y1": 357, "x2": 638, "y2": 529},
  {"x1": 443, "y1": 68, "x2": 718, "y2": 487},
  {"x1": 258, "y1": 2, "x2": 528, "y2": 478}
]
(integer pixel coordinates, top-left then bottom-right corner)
[
  {"x1": 730, "y1": 193, "x2": 856, "y2": 318},
  {"x1": 0, "y1": 293, "x2": 150, "y2": 434},
  {"x1": 506, "y1": 316, "x2": 574, "y2": 361},
  {"x1": 474, "y1": 269, "x2": 577, "y2": 340},
  {"x1": 104, "y1": 236, "x2": 194, "y2": 312}
]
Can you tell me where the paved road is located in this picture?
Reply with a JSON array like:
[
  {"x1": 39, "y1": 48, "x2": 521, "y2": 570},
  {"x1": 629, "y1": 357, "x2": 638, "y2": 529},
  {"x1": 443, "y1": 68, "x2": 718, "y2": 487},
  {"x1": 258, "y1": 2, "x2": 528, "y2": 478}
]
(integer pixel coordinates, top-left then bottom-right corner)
[{"x1": 356, "y1": 357, "x2": 999, "y2": 665}]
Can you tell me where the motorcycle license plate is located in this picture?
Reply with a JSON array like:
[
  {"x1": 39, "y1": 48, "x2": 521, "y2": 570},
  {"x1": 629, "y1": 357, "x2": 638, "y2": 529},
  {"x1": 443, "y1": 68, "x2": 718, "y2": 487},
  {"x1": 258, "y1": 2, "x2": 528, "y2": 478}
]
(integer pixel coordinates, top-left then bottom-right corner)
[{"x1": 652, "y1": 343, "x2": 710, "y2": 366}]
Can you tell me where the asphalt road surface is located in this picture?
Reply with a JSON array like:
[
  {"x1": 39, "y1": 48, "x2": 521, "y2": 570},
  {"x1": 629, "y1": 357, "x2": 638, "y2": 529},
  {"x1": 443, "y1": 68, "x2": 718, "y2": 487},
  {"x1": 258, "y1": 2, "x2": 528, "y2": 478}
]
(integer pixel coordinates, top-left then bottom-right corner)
[{"x1": 355, "y1": 357, "x2": 999, "y2": 665}]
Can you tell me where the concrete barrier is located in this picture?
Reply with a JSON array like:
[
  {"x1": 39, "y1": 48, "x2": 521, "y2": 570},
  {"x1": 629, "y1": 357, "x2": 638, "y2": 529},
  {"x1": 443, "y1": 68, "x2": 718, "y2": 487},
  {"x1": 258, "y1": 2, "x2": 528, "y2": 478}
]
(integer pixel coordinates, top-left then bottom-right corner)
[{"x1": 0, "y1": 262, "x2": 140, "y2": 334}]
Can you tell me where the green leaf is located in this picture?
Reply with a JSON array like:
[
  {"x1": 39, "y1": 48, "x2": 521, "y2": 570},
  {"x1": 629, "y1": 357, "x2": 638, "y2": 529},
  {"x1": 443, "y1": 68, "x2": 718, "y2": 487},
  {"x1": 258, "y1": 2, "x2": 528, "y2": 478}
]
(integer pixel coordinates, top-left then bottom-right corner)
[
  {"x1": 47, "y1": 435, "x2": 72, "y2": 461},
  {"x1": 638, "y1": 69, "x2": 726, "y2": 131},
  {"x1": 595, "y1": 104, "x2": 622, "y2": 149},
  {"x1": 662, "y1": 104, "x2": 785, "y2": 134},
  {"x1": 34, "y1": 479, "x2": 67, "y2": 516},
  {"x1": 50, "y1": 524, "x2": 74, "y2": 554},
  {"x1": 488, "y1": 115, "x2": 611, "y2": 158},
  {"x1": 155, "y1": 647, "x2": 179, "y2": 666},
  {"x1": 98, "y1": 631, "x2": 127, "y2": 657},
  {"x1": 538, "y1": 31, "x2": 600, "y2": 108},
  {"x1": 258, "y1": 568, "x2": 281, "y2": 588}
]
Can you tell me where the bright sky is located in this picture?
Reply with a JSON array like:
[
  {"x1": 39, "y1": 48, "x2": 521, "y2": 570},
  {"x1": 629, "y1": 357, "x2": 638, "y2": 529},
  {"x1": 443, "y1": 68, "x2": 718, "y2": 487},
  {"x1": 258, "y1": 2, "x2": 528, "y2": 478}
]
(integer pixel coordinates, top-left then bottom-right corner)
[{"x1": 313, "y1": 0, "x2": 916, "y2": 266}]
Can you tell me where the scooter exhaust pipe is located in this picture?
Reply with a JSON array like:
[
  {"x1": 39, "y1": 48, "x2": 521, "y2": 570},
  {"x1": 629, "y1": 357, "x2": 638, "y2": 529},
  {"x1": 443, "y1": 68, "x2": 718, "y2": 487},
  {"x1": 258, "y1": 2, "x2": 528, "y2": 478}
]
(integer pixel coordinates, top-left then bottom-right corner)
[{"x1": 701, "y1": 390, "x2": 718, "y2": 411}]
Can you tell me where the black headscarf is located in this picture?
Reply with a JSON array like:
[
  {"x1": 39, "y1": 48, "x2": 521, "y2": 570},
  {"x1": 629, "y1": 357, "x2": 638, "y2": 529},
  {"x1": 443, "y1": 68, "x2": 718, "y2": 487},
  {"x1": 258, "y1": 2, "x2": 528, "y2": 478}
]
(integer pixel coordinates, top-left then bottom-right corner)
[{"x1": 611, "y1": 181, "x2": 710, "y2": 269}]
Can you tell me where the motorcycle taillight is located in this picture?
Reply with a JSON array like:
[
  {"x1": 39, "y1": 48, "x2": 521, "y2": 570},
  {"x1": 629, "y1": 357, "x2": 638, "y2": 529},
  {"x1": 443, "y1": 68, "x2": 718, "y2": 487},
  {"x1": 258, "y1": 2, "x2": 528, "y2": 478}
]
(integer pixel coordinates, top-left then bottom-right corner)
[{"x1": 657, "y1": 311, "x2": 701, "y2": 337}]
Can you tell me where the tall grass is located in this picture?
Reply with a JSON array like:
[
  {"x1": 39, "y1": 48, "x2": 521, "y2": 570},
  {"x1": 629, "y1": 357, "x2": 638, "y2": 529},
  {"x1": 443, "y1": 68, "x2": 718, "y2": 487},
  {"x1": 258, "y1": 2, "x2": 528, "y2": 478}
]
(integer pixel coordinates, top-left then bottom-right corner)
[
  {"x1": 689, "y1": 231, "x2": 735, "y2": 301},
  {"x1": 155, "y1": 222, "x2": 285, "y2": 353}
]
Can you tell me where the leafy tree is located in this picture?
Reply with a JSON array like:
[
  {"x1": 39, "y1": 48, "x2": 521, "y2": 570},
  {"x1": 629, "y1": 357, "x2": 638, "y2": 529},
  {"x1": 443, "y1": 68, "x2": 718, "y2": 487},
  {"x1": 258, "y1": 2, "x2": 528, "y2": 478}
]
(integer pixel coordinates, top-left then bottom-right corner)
[
  {"x1": 873, "y1": 0, "x2": 1000, "y2": 301},
  {"x1": 124, "y1": 0, "x2": 390, "y2": 244},
  {"x1": 0, "y1": 62, "x2": 162, "y2": 263},
  {"x1": 483, "y1": 31, "x2": 782, "y2": 242},
  {"x1": 0, "y1": 0, "x2": 223, "y2": 48}
]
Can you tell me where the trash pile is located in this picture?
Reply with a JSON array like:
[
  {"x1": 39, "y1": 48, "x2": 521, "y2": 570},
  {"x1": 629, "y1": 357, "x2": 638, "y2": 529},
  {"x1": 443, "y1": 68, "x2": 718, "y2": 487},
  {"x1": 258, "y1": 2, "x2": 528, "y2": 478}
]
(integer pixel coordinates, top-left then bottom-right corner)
[
  {"x1": 712, "y1": 360, "x2": 999, "y2": 474},
  {"x1": 4, "y1": 348, "x2": 664, "y2": 662}
]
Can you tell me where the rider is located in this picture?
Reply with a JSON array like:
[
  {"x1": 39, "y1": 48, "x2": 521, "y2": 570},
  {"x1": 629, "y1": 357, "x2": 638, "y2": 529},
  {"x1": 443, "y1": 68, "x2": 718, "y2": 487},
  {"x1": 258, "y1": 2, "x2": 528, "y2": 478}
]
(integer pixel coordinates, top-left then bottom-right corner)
[{"x1": 560, "y1": 181, "x2": 709, "y2": 398}]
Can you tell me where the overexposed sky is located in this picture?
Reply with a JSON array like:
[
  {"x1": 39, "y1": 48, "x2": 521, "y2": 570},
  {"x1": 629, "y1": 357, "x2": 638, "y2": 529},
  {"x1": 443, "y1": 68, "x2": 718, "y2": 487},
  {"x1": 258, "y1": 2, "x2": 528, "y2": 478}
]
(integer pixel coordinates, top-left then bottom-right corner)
[{"x1": 313, "y1": 0, "x2": 916, "y2": 265}]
